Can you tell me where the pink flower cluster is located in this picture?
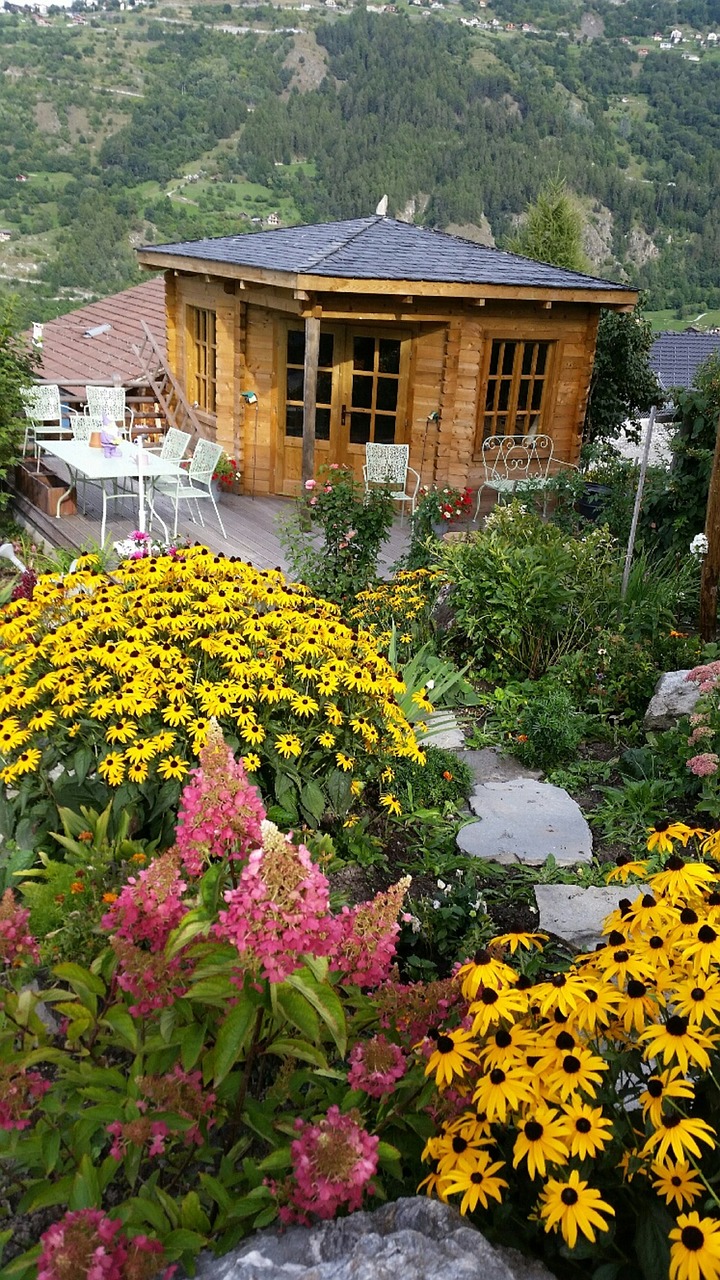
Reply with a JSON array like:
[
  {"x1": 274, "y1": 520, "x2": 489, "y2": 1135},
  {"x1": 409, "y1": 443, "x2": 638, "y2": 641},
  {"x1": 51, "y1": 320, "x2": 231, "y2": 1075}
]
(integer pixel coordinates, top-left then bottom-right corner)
[
  {"x1": 283, "y1": 1106, "x2": 378, "y2": 1221},
  {"x1": 332, "y1": 877, "x2": 411, "y2": 987},
  {"x1": 101, "y1": 852, "x2": 188, "y2": 951},
  {"x1": 375, "y1": 975, "x2": 465, "y2": 1049},
  {"x1": 687, "y1": 662, "x2": 720, "y2": 694},
  {"x1": 38, "y1": 1209, "x2": 174, "y2": 1280},
  {"x1": 347, "y1": 1034, "x2": 406, "y2": 1098},
  {"x1": 216, "y1": 822, "x2": 337, "y2": 983},
  {"x1": 107, "y1": 1068, "x2": 215, "y2": 1160},
  {"x1": 110, "y1": 938, "x2": 188, "y2": 1017},
  {"x1": 0, "y1": 1063, "x2": 50, "y2": 1131},
  {"x1": 176, "y1": 722, "x2": 264, "y2": 876},
  {"x1": 0, "y1": 889, "x2": 40, "y2": 968},
  {"x1": 687, "y1": 752, "x2": 720, "y2": 777}
]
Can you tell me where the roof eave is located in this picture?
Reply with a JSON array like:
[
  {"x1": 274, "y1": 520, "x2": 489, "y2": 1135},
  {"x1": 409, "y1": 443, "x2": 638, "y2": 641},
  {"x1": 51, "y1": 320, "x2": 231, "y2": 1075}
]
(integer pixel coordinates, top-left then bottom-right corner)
[{"x1": 136, "y1": 250, "x2": 637, "y2": 308}]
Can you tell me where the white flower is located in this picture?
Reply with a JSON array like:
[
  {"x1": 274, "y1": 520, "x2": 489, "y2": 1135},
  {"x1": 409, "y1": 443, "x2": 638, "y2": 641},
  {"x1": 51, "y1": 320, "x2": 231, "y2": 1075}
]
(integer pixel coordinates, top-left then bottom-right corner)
[
  {"x1": 432, "y1": 899, "x2": 441, "y2": 910},
  {"x1": 436, "y1": 878, "x2": 447, "y2": 891},
  {"x1": 408, "y1": 914, "x2": 422, "y2": 934},
  {"x1": 426, "y1": 679, "x2": 435, "y2": 690},
  {"x1": 690, "y1": 533, "x2": 709, "y2": 557}
]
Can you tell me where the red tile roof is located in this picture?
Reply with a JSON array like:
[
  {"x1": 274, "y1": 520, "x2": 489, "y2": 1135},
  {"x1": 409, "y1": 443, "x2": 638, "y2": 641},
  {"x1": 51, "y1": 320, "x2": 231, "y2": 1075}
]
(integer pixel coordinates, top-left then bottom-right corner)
[{"x1": 36, "y1": 276, "x2": 167, "y2": 394}]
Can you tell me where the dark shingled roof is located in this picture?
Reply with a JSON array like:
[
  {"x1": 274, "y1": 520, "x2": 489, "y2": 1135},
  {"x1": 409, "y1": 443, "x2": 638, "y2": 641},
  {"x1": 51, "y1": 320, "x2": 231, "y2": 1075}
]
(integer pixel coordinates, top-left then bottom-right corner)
[
  {"x1": 140, "y1": 216, "x2": 628, "y2": 292},
  {"x1": 650, "y1": 330, "x2": 720, "y2": 390}
]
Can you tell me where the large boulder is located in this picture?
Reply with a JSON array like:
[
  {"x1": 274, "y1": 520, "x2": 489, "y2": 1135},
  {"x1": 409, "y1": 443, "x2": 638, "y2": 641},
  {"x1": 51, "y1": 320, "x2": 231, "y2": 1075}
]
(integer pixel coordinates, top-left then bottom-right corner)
[
  {"x1": 644, "y1": 670, "x2": 700, "y2": 731},
  {"x1": 534, "y1": 884, "x2": 641, "y2": 951},
  {"x1": 191, "y1": 1197, "x2": 556, "y2": 1280}
]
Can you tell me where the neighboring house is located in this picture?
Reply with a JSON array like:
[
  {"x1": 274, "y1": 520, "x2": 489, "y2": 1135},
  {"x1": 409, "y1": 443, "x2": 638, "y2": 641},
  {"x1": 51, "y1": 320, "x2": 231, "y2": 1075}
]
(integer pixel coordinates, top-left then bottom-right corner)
[
  {"x1": 136, "y1": 216, "x2": 637, "y2": 498},
  {"x1": 35, "y1": 277, "x2": 167, "y2": 398},
  {"x1": 650, "y1": 330, "x2": 720, "y2": 395}
]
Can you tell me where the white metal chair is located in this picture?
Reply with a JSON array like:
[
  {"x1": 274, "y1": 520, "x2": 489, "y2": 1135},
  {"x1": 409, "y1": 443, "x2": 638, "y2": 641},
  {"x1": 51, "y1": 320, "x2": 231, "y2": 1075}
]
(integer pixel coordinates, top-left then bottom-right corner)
[
  {"x1": 363, "y1": 443, "x2": 420, "y2": 520},
  {"x1": 149, "y1": 438, "x2": 226, "y2": 540},
  {"x1": 473, "y1": 433, "x2": 571, "y2": 521},
  {"x1": 21, "y1": 384, "x2": 72, "y2": 466},
  {"x1": 146, "y1": 427, "x2": 191, "y2": 466},
  {"x1": 84, "y1": 386, "x2": 134, "y2": 437}
]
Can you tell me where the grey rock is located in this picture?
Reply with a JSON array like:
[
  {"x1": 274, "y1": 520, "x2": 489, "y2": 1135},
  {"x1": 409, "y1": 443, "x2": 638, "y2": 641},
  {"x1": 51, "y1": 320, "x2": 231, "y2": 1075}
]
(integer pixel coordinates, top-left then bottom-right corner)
[
  {"x1": 534, "y1": 883, "x2": 640, "y2": 950},
  {"x1": 644, "y1": 669, "x2": 700, "y2": 730},
  {"x1": 457, "y1": 779, "x2": 592, "y2": 866},
  {"x1": 191, "y1": 1198, "x2": 557, "y2": 1280},
  {"x1": 456, "y1": 747, "x2": 542, "y2": 787},
  {"x1": 419, "y1": 710, "x2": 464, "y2": 750}
]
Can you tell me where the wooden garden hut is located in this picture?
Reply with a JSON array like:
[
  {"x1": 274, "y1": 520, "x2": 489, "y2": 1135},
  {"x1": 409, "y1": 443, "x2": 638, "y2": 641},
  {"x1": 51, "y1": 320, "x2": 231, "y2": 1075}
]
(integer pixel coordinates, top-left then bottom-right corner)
[{"x1": 136, "y1": 216, "x2": 638, "y2": 498}]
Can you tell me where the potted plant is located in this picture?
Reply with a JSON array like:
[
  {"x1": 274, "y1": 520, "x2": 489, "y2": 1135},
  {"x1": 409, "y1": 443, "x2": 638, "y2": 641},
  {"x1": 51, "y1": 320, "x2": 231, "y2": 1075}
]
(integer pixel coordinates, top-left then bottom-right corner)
[
  {"x1": 212, "y1": 453, "x2": 241, "y2": 498},
  {"x1": 576, "y1": 444, "x2": 617, "y2": 522},
  {"x1": 415, "y1": 484, "x2": 474, "y2": 537}
]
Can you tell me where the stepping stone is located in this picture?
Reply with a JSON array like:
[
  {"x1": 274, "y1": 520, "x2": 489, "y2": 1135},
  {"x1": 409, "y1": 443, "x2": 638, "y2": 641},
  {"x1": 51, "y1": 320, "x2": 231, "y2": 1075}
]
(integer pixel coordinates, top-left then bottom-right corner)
[
  {"x1": 419, "y1": 710, "x2": 464, "y2": 751},
  {"x1": 457, "y1": 778, "x2": 592, "y2": 866},
  {"x1": 456, "y1": 747, "x2": 542, "y2": 787},
  {"x1": 534, "y1": 884, "x2": 640, "y2": 950}
]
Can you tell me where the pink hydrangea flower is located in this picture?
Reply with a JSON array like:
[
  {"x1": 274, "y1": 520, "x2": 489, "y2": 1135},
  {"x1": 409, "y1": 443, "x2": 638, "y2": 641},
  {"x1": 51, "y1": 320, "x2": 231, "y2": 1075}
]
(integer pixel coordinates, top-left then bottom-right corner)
[
  {"x1": 176, "y1": 722, "x2": 265, "y2": 876},
  {"x1": 0, "y1": 1064, "x2": 50, "y2": 1131},
  {"x1": 285, "y1": 1106, "x2": 378, "y2": 1221},
  {"x1": 38, "y1": 1209, "x2": 175, "y2": 1280},
  {"x1": 0, "y1": 889, "x2": 40, "y2": 968},
  {"x1": 101, "y1": 851, "x2": 187, "y2": 952},
  {"x1": 687, "y1": 752, "x2": 720, "y2": 777},
  {"x1": 110, "y1": 938, "x2": 189, "y2": 1016},
  {"x1": 687, "y1": 662, "x2": 720, "y2": 694},
  {"x1": 332, "y1": 877, "x2": 411, "y2": 988},
  {"x1": 347, "y1": 1034, "x2": 407, "y2": 1098}
]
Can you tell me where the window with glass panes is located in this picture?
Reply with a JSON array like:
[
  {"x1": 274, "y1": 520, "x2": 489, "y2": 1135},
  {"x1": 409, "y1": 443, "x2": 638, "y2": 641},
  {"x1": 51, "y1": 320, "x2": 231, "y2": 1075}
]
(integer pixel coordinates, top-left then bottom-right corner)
[
  {"x1": 477, "y1": 339, "x2": 552, "y2": 444},
  {"x1": 348, "y1": 336, "x2": 402, "y2": 445},
  {"x1": 187, "y1": 307, "x2": 217, "y2": 414},
  {"x1": 284, "y1": 329, "x2": 334, "y2": 439}
]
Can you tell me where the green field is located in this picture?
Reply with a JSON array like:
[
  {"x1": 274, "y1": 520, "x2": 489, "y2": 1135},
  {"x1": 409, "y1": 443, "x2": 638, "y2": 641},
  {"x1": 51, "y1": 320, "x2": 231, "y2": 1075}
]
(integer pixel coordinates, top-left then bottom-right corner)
[{"x1": 647, "y1": 308, "x2": 720, "y2": 332}]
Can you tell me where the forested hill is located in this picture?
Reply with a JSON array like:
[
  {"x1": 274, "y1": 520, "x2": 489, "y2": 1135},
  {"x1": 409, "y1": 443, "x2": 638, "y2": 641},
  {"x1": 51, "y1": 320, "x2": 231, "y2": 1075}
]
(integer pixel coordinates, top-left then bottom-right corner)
[{"x1": 0, "y1": 0, "x2": 719, "y2": 323}]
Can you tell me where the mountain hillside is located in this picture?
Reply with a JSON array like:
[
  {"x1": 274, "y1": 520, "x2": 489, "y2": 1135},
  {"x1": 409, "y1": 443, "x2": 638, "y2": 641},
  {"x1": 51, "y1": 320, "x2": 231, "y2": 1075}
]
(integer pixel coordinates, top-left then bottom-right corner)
[{"x1": 1, "y1": 0, "x2": 719, "y2": 324}]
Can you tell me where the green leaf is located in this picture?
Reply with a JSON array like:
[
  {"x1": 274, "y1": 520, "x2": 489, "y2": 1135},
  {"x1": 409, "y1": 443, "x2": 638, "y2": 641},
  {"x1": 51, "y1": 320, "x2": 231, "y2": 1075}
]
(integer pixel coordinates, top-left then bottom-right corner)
[
  {"x1": 165, "y1": 912, "x2": 211, "y2": 959},
  {"x1": 100, "y1": 1006, "x2": 138, "y2": 1053},
  {"x1": 326, "y1": 768, "x2": 351, "y2": 815},
  {"x1": 274, "y1": 983, "x2": 320, "y2": 1041},
  {"x1": 180, "y1": 1191, "x2": 211, "y2": 1235},
  {"x1": 53, "y1": 963, "x2": 105, "y2": 997},
  {"x1": 258, "y1": 1147, "x2": 292, "y2": 1173},
  {"x1": 163, "y1": 1229, "x2": 208, "y2": 1255},
  {"x1": 68, "y1": 1154, "x2": 101, "y2": 1210},
  {"x1": 20, "y1": 1175, "x2": 74, "y2": 1214},
  {"x1": 285, "y1": 968, "x2": 347, "y2": 1056},
  {"x1": 265, "y1": 1037, "x2": 328, "y2": 1068},
  {"x1": 377, "y1": 1141, "x2": 402, "y2": 1163},
  {"x1": 635, "y1": 1199, "x2": 673, "y2": 1280},
  {"x1": 72, "y1": 746, "x2": 94, "y2": 785},
  {"x1": 213, "y1": 994, "x2": 257, "y2": 1086},
  {"x1": 181, "y1": 1020, "x2": 206, "y2": 1071},
  {"x1": 40, "y1": 1128, "x2": 61, "y2": 1175},
  {"x1": 300, "y1": 779, "x2": 325, "y2": 823}
]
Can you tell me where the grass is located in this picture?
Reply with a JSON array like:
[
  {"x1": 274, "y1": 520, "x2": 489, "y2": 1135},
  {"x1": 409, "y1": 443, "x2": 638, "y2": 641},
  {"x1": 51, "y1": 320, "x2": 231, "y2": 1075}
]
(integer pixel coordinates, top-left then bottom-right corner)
[{"x1": 647, "y1": 308, "x2": 720, "y2": 331}]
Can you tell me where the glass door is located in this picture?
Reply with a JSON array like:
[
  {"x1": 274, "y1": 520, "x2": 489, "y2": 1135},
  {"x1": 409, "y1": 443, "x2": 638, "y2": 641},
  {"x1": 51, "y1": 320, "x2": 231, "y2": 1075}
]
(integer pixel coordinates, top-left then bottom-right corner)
[
  {"x1": 277, "y1": 325, "x2": 339, "y2": 496},
  {"x1": 340, "y1": 330, "x2": 410, "y2": 480}
]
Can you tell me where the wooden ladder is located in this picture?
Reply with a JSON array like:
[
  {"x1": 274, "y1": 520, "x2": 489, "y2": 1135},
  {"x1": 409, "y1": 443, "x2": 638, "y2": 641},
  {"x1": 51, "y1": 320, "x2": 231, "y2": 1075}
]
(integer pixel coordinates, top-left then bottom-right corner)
[{"x1": 132, "y1": 320, "x2": 206, "y2": 442}]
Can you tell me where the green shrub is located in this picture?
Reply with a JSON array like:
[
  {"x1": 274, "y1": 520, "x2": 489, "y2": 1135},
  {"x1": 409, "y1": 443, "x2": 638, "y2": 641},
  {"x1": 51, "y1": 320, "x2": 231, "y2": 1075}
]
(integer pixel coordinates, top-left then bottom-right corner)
[
  {"x1": 391, "y1": 745, "x2": 474, "y2": 810},
  {"x1": 512, "y1": 680, "x2": 585, "y2": 772}
]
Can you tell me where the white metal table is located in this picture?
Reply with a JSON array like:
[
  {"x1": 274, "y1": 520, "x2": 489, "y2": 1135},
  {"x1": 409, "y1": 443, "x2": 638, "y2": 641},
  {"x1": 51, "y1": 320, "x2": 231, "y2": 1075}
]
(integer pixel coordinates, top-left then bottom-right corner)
[{"x1": 42, "y1": 439, "x2": 184, "y2": 544}]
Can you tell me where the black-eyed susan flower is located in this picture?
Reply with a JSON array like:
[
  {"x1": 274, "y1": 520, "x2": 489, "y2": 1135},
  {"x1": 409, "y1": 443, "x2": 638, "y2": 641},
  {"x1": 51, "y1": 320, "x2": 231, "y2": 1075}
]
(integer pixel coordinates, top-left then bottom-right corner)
[
  {"x1": 639, "y1": 1015, "x2": 717, "y2": 1073},
  {"x1": 648, "y1": 856, "x2": 716, "y2": 903},
  {"x1": 472, "y1": 1064, "x2": 534, "y2": 1123},
  {"x1": 275, "y1": 733, "x2": 303, "y2": 760},
  {"x1": 539, "y1": 1169, "x2": 615, "y2": 1249},
  {"x1": 669, "y1": 1212, "x2": 720, "y2": 1280},
  {"x1": 652, "y1": 1161, "x2": 704, "y2": 1210},
  {"x1": 457, "y1": 950, "x2": 517, "y2": 1001},
  {"x1": 157, "y1": 755, "x2": 189, "y2": 781},
  {"x1": 647, "y1": 821, "x2": 695, "y2": 854},
  {"x1": 490, "y1": 930, "x2": 549, "y2": 954},
  {"x1": 336, "y1": 752, "x2": 355, "y2": 772},
  {"x1": 470, "y1": 984, "x2": 529, "y2": 1036},
  {"x1": 641, "y1": 1113, "x2": 716, "y2": 1165},
  {"x1": 639, "y1": 1068, "x2": 693, "y2": 1129},
  {"x1": 606, "y1": 859, "x2": 650, "y2": 884},
  {"x1": 379, "y1": 793, "x2": 402, "y2": 816},
  {"x1": 423, "y1": 1027, "x2": 480, "y2": 1088},
  {"x1": 441, "y1": 1150, "x2": 508, "y2": 1214},
  {"x1": 546, "y1": 1048, "x2": 608, "y2": 1102},
  {"x1": 512, "y1": 1104, "x2": 570, "y2": 1179},
  {"x1": 242, "y1": 753, "x2": 261, "y2": 773},
  {"x1": 674, "y1": 975, "x2": 720, "y2": 1026},
  {"x1": 97, "y1": 752, "x2": 125, "y2": 787},
  {"x1": 562, "y1": 1100, "x2": 613, "y2": 1160}
]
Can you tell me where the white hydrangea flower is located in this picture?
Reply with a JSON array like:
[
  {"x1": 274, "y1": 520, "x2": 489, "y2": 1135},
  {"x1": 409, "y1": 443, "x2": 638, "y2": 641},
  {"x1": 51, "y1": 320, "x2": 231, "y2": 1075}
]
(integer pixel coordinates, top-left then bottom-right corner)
[{"x1": 690, "y1": 533, "x2": 709, "y2": 557}]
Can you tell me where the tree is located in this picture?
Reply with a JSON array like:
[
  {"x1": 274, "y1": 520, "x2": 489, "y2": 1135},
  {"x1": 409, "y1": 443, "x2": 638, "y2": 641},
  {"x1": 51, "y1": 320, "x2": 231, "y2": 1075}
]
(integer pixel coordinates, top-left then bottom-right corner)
[
  {"x1": 584, "y1": 302, "x2": 661, "y2": 444},
  {"x1": 0, "y1": 300, "x2": 36, "y2": 507},
  {"x1": 507, "y1": 176, "x2": 588, "y2": 274}
]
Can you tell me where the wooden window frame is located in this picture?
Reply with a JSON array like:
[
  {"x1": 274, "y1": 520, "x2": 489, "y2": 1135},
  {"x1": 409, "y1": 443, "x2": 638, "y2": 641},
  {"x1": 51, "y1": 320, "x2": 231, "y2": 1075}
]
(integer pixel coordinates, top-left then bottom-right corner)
[
  {"x1": 187, "y1": 305, "x2": 217, "y2": 415},
  {"x1": 474, "y1": 337, "x2": 554, "y2": 453}
]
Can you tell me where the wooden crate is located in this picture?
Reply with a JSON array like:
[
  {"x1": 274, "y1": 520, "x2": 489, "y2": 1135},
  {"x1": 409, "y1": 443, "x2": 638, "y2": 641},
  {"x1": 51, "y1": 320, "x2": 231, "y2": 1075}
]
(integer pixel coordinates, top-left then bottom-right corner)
[{"x1": 14, "y1": 462, "x2": 77, "y2": 517}]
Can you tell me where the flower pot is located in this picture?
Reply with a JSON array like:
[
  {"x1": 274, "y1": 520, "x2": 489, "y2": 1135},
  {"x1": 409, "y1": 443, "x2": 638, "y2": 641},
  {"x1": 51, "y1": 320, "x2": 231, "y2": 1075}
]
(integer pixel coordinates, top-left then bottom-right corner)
[
  {"x1": 432, "y1": 519, "x2": 468, "y2": 538},
  {"x1": 576, "y1": 482, "x2": 612, "y2": 522}
]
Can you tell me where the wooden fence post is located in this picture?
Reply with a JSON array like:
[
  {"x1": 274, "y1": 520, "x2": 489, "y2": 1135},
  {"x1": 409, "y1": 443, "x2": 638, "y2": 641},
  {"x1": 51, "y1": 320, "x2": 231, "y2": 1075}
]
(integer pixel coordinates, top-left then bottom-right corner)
[
  {"x1": 301, "y1": 317, "x2": 320, "y2": 486},
  {"x1": 699, "y1": 412, "x2": 720, "y2": 641}
]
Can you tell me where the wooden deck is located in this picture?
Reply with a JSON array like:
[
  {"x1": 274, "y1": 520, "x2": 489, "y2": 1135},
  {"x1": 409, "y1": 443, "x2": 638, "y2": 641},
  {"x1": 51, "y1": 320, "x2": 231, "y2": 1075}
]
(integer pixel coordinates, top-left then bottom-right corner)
[{"x1": 12, "y1": 474, "x2": 414, "y2": 576}]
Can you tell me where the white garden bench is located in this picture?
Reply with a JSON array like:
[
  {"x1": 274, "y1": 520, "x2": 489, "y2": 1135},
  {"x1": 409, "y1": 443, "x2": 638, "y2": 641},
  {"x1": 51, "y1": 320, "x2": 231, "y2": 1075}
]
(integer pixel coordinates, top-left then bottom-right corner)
[{"x1": 473, "y1": 433, "x2": 575, "y2": 521}]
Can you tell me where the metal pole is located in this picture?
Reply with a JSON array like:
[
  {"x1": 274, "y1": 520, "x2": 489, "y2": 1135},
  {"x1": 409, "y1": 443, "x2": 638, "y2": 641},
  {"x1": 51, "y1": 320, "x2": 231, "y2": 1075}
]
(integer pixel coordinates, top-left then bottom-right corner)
[
  {"x1": 136, "y1": 433, "x2": 146, "y2": 534},
  {"x1": 251, "y1": 403, "x2": 259, "y2": 500},
  {"x1": 621, "y1": 404, "x2": 656, "y2": 600}
]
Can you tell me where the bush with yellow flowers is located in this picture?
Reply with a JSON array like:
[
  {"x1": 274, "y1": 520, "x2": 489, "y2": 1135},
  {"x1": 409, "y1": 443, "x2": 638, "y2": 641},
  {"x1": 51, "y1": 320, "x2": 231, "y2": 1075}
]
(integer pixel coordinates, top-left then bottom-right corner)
[
  {"x1": 349, "y1": 569, "x2": 442, "y2": 663},
  {"x1": 0, "y1": 546, "x2": 423, "y2": 848},
  {"x1": 418, "y1": 822, "x2": 720, "y2": 1280}
]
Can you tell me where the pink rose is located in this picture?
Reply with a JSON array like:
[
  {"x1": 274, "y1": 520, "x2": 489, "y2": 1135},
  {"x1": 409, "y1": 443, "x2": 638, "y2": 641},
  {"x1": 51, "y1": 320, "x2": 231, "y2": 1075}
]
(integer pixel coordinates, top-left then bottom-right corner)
[{"x1": 305, "y1": 479, "x2": 316, "y2": 490}]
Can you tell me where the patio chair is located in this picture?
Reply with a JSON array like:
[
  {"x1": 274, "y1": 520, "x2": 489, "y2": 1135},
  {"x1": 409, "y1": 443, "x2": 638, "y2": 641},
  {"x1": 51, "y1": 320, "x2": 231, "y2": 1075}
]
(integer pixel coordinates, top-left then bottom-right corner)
[
  {"x1": 363, "y1": 443, "x2": 420, "y2": 520},
  {"x1": 473, "y1": 433, "x2": 559, "y2": 522},
  {"x1": 21, "y1": 384, "x2": 72, "y2": 467},
  {"x1": 149, "y1": 437, "x2": 226, "y2": 540},
  {"x1": 145, "y1": 427, "x2": 191, "y2": 465},
  {"x1": 84, "y1": 386, "x2": 135, "y2": 437}
]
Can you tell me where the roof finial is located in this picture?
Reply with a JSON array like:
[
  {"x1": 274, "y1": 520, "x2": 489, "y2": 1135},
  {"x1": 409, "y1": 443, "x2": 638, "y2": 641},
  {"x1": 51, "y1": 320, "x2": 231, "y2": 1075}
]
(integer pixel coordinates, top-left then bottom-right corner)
[{"x1": 375, "y1": 195, "x2": 388, "y2": 217}]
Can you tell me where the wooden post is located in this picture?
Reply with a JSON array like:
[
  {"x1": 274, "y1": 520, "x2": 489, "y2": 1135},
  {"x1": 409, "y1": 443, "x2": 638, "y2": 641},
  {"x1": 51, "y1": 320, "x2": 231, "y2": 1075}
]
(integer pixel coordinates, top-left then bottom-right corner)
[
  {"x1": 699, "y1": 412, "x2": 720, "y2": 641},
  {"x1": 301, "y1": 316, "x2": 320, "y2": 486}
]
